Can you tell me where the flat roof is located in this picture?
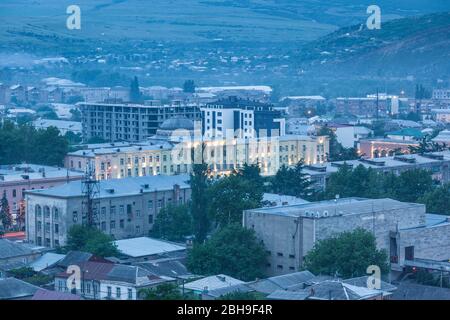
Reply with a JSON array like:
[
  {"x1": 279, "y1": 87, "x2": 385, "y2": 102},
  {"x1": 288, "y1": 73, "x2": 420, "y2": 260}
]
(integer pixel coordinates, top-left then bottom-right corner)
[
  {"x1": 114, "y1": 237, "x2": 186, "y2": 258},
  {"x1": 247, "y1": 198, "x2": 423, "y2": 219},
  {"x1": 0, "y1": 164, "x2": 83, "y2": 183},
  {"x1": 25, "y1": 174, "x2": 190, "y2": 199}
]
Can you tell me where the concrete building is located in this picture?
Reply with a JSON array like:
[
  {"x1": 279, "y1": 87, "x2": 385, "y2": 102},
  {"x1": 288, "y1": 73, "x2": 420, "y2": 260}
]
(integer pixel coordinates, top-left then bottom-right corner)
[
  {"x1": 79, "y1": 101, "x2": 201, "y2": 142},
  {"x1": 65, "y1": 133, "x2": 328, "y2": 179},
  {"x1": 0, "y1": 164, "x2": 84, "y2": 227},
  {"x1": 24, "y1": 175, "x2": 191, "y2": 248},
  {"x1": 243, "y1": 198, "x2": 450, "y2": 276},
  {"x1": 326, "y1": 124, "x2": 373, "y2": 149},
  {"x1": 201, "y1": 97, "x2": 286, "y2": 139},
  {"x1": 432, "y1": 89, "x2": 450, "y2": 100},
  {"x1": 432, "y1": 109, "x2": 450, "y2": 123},
  {"x1": 66, "y1": 115, "x2": 328, "y2": 179}
]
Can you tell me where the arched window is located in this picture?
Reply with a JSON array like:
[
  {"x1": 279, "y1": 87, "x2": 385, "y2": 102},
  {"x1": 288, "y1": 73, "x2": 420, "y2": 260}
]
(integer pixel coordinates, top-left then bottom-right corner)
[
  {"x1": 53, "y1": 207, "x2": 59, "y2": 220},
  {"x1": 35, "y1": 205, "x2": 42, "y2": 217},
  {"x1": 43, "y1": 206, "x2": 50, "y2": 218},
  {"x1": 381, "y1": 150, "x2": 387, "y2": 157}
]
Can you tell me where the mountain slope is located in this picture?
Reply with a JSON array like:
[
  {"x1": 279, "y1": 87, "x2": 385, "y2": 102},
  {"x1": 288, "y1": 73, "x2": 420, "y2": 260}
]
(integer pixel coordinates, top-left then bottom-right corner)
[{"x1": 296, "y1": 12, "x2": 450, "y2": 79}]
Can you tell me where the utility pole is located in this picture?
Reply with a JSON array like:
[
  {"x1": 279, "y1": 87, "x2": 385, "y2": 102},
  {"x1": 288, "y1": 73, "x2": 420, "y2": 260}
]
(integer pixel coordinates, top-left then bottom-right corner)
[{"x1": 82, "y1": 164, "x2": 99, "y2": 227}]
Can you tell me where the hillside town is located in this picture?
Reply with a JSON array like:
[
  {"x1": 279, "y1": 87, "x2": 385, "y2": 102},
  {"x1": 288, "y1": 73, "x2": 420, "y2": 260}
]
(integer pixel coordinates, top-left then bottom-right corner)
[{"x1": 1, "y1": 1, "x2": 450, "y2": 305}]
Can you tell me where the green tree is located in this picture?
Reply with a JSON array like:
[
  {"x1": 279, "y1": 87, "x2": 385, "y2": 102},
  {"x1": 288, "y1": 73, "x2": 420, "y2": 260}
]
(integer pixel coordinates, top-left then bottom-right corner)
[
  {"x1": 317, "y1": 126, "x2": 358, "y2": 161},
  {"x1": 65, "y1": 225, "x2": 119, "y2": 257},
  {"x1": 0, "y1": 191, "x2": 12, "y2": 230},
  {"x1": 87, "y1": 136, "x2": 107, "y2": 144},
  {"x1": 187, "y1": 224, "x2": 268, "y2": 281},
  {"x1": 208, "y1": 174, "x2": 263, "y2": 227},
  {"x1": 150, "y1": 204, "x2": 192, "y2": 241},
  {"x1": 393, "y1": 169, "x2": 434, "y2": 202},
  {"x1": 183, "y1": 80, "x2": 196, "y2": 93},
  {"x1": 65, "y1": 131, "x2": 82, "y2": 145},
  {"x1": 190, "y1": 163, "x2": 210, "y2": 243},
  {"x1": 419, "y1": 184, "x2": 450, "y2": 215},
  {"x1": 272, "y1": 161, "x2": 315, "y2": 199},
  {"x1": 129, "y1": 76, "x2": 142, "y2": 102},
  {"x1": 304, "y1": 228, "x2": 389, "y2": 278},
  {"x1": 140, "y1": 283, "x2": 185, "y2": 300},
  {"x1": 0, "y1": 121, "x2": 68, "y2": 166}
]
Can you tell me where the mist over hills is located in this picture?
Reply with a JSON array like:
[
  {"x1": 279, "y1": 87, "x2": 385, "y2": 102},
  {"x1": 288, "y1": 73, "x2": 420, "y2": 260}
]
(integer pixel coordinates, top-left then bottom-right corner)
[{"x1": 1, "y1": 1, "x2": 449, "y2": 96}]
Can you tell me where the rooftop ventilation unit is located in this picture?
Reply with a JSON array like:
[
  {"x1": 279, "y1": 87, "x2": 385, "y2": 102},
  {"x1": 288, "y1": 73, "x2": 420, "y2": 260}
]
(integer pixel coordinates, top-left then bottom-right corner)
[
  {"x1": 421, "y1": 153, "x2": 444, "y2": 161},
  {"x1": 359, "y1": 158, "x2": 386, "y2": 166},
  {"x1": 394, "y1": 156, "x2": 416, "y2": 163}
]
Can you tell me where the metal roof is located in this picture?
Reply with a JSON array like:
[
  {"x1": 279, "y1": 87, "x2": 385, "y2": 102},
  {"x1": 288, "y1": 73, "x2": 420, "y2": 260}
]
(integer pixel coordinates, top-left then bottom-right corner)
[
  {"x1": 114, "y1": 237, "x2": 186, "y2": 258},
  {"x1": 26, "y1": 174, "x2": 190, "y2": 199},
  {"x1": 0, "y1": 278, "x2": 40, "y2": 300}
]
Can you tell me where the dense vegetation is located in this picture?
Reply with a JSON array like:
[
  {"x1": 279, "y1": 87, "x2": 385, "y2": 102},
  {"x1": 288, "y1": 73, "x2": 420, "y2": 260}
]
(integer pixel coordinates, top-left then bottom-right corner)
[
  {"x1": 321, "y1": 165, "x2": 450, "y2": 215},
  {"x1": 64, "y1": 225, "x2": 119, "y2": 257},
  {"x1": 0, "y1": 120, "x2": 68, "y2": 166},
  {"x1": 187, "y1": 224, "x2": 268, "y2": 282},
  {"x1": 304, "y1": 228, "x2": 389, "y2": 278}
]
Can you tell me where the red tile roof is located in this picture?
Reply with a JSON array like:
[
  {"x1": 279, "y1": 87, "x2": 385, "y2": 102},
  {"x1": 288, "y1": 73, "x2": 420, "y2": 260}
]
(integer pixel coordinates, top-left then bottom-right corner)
[{"x1": 56, "y1": 261, "x2": 115, "y2": 281}]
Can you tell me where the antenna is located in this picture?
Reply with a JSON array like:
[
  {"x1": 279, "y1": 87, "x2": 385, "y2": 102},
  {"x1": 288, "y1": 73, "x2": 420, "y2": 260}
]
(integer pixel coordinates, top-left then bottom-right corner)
[{"x1": 81, "y1": 163, "x2": 100, "y2": 227}]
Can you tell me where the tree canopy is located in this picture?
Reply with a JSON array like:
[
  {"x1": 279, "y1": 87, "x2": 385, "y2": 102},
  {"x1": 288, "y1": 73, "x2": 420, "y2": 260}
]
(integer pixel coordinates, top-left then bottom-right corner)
[
  {"x1": 0, "y1": 191, "x2": 12, "y2": 230},
  {"x1": 187, "y1": 224, "x2": 268, "y2": 281},
  {"x1": 271, "y1": 161, "x2": 315, "y2": 200},
  {"x1": 190, "y1": 163, "x2": 210, "y2": 243},
  {"x1": 65, "y1": 225, "x2": 119, "y2": 257},
  {"x1": 323, "y1": 165, "x2": 434, "y2": 203},
  {"x1": 208, "y1": 173, "x2": 263, "y2": 227},
  {"x1": 0, "y1": 120, "x2": 68, "y2": 166},
  {"x1": 304, "y1": 228, "x2": 389, "y2": 279},
  {"x1": 150, "y1": 204, "x2": 192, "y2": 241},
  {"x1": 419, "y1": 184, "x2": 450, "y2": 215},
  {"x1": 129, "y1": 76, "x2": 142, "y2": 102},
  {"x1": 317, "y1": 126, "x2": 359, "y2": 161}
]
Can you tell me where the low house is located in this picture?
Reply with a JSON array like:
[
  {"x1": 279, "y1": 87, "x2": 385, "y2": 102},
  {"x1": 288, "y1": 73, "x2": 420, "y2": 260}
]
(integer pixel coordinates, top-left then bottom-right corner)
[
  {"x1": 202, "y1": 283, "x2": 254, "y2": 300},
  {"x1": 32, "y1": 288, "x2": 82, "y2": 300},
  {"x1": 0, "y1": 239, "x2": 46, "y2": 276},
  {"x1": 28, "y1": 252, "x2": 66, "y2": 273},
  {"x1": 392, "y1": 282, "x2": 450, "y2": 300},
  {"x1": 301, "y1": 280, "x2": 386, "y2": 300},
  {"x1": 136, "y1": 258, "x2": 195, "y2": 282},
  {"x1": 114, "y1": 237, "x2": 186, "y2": 262},
  {"x1": 54, "y1": 261, "x2": 174, "y2": 300},
  {"x1": 182, "y1": 274, "x2": 244, "y2": 297},
  {"x1": 248, "y1": 271, "x2": 317, "y2": 295},
  {"x1": 0, "y1": 277, "x2": 40, "y2": 300}
]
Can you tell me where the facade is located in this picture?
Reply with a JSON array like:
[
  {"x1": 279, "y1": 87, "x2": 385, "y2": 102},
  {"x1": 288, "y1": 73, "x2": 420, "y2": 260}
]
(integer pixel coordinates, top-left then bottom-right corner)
[
  {"x1": 334, "y1": 97, "x2": 390, "y2": 117},
  {"x1": 79, "y1": 101, "x2": 201, "y2": 142},
  {"x1": 65, "y1": 134, "x2": 329, "y2": 179},
  {"x1": 24, "y1": 175, "x2": 191, "y2": 248},
  {"x1": 201, "y1": 97, "x2": 286, "y2": 139},
  {"x1": 432, "y1": 89, "x2": 450, "y2": 100},
  {"x1": 243, "y1": 198, "x2": 450, "y2": 276},
  {"x1": 359, "y1": 138, "x2": 419, "y2": 158},
  {"x1": 0, "y1": 164, "x2": 84, "y2": 227},
  {"x1": 432, "y1": 109, "x2": 450, "y2": 123}
]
